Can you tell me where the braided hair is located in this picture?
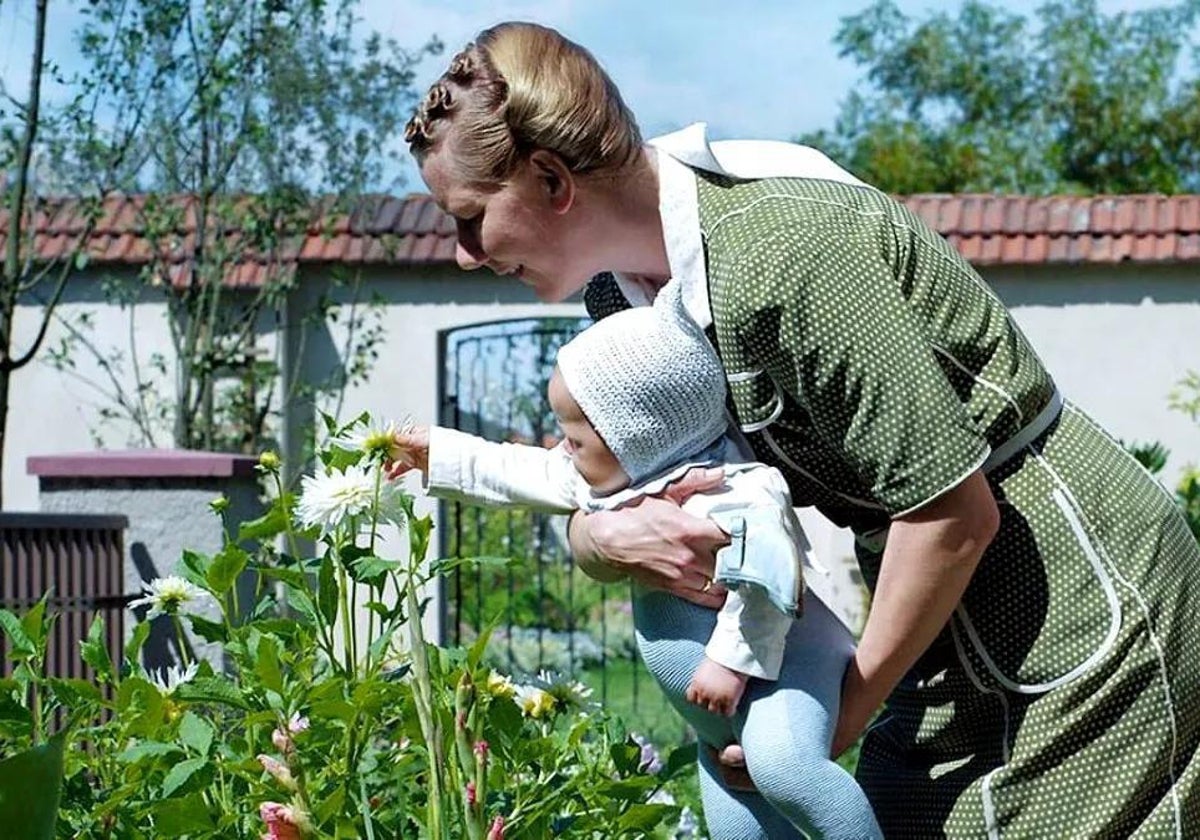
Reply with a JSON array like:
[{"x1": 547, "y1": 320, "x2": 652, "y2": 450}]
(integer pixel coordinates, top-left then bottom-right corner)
[{"x1": 405, "y1": 22, "x2": 641, "y2": 184}]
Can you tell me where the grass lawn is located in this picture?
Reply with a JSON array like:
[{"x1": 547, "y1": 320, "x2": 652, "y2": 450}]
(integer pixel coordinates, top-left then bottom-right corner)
[{"x1": 579, "y1": 657, "x2": 689, "y2": 747}]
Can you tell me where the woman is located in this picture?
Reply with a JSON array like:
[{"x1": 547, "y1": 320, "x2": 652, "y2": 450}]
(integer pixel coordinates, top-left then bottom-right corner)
[{"x1": 406, "y1": 22, "x2": 1200, "y2": 837}]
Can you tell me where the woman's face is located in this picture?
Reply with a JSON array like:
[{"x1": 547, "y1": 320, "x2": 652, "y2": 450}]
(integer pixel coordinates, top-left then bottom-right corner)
[{"x1": 421, "y1": 144, "x2": 592, "y2": 302}]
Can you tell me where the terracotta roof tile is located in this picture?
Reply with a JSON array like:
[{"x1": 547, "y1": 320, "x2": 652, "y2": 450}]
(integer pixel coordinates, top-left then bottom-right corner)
[
  {"x1": 1025, "y1": 233, "x2": 1049, "y2": 263},
  {"x1": 2, "y1": 192, "x2": 1198, "y2": 287}
]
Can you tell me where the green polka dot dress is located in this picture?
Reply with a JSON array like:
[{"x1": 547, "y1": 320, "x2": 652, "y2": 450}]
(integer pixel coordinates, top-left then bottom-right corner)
[{"x1": 586, "y1": 172, "x2": 1200, "y2": 837}]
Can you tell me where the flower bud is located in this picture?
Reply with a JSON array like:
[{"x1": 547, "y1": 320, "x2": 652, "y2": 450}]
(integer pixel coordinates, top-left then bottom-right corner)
[{"x1": 257, "y1": 754, "x2": 297, "y2": 792}]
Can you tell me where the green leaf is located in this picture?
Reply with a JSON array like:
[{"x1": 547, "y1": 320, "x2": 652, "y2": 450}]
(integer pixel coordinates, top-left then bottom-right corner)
[
  {"x1": 207, "y1": 545, "x2": 249, "y2": 595},
  {"x1": 610, "y1": 739, "x2": 643, "y2": 777},
  {"x1": 600, "y1": 777, "x2": 658, "y2": 802},
  {"x1": 47, "y1": 678, "x2": 104, "y2": 710},
  {"x1": 178, "y1": 711, "x2": 214, "y2": 757},
  {"x1": 179, "y1": 550, "x2": 211, "y2": 590},
  {"x1": 259, "y1": 566, "x2": 311, "y2": 590},
  {"x1": 115, "y1": 677, "x2": 165, "y2": 737},
  {"x1": 118, "y1": 740, "x2": 183, "y2": 763},
  {"x1": 349, "y1": 555, "x2": 401, "y2": 586},
  {"x1": 161, "y1": 757, "x2": 208, "y2": 797},
  {"x1": 428, "y1": 554, "x2": 517, "y2": 577},
  {"x1": 0, "y1": 610, "x2": 35, "y2": 658},
  {"x1": 80, "y1": 615, "x2": 114, "y2": 681},
  {"x1": 0, "y1": 694, "x2": 32, "y2": 729},
  {"x1": 317, "y1": 555, "x2": 338, "y2": 625},
  {"x1": 174, "y1": 675, "x2": 251, "y2": 710},
  {"x1": 255, "y1": 635, "x2": 284, "y2": 694},
  {"x1": 238, "y1": 502, "x2": 291, "y2": 542},
  {"x1": 659, "y1": 742, "x2": 697, "y2": 782},
  {"x1": 124, "y1": 621, "x2": 151, "y2": 667},
  {"x1": 617, "y1": 803, "x2": 675, "y2": 833},
  {"x1": 466, "y1": 625, "x2": 495, "y2": 672},
  {"x1": 187, "y1": 614, "x2": 228, "y2": 644},
  {"x1": 20, "y1": 596, "x2": 50, "y2": 650},
  {"x1": 0, "y1": 732, "x2": 65, "y2": 840},
  {"x1": 147, "y1": 792, "x2": 214, "y2": 836}
]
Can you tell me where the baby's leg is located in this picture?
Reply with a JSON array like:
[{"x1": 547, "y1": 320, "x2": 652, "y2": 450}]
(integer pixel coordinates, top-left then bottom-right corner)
[
  {"x1": 632, "y1": 586, "x2": 738, "y2": 747},
  {"x1": 634, "y1": 588, "x2": 800, "y2": 839},
  {"x1": 697, "y1": 734, "x2": 806, "y2": 840},
  {"x1": 735, "y1": 594, "x2": 883, "y2": 840}
]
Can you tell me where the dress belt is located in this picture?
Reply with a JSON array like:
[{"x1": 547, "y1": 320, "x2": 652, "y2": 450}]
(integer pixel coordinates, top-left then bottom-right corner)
[
  {"x1": 854, "y1": 387, "x2": 1064, "y2": 554},
  {"x1": 980, "y1": 388, "x2": 1063, "y2": 474}
]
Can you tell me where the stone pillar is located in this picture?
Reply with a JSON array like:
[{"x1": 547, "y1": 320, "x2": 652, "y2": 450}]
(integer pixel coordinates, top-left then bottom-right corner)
[{"x1": 27, "y1": 450, "x2": 262, "y2": 672}]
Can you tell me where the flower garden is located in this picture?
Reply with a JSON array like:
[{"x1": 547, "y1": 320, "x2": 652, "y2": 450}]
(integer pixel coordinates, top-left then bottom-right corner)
[{"x1": 0, "y1": 416, "x2": 702, "y2": 839}]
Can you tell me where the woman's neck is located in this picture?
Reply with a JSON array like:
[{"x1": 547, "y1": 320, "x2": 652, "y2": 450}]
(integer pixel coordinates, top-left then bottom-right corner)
[{"x1": 582, "y1": 147, "x2": 671, "y2": 282}]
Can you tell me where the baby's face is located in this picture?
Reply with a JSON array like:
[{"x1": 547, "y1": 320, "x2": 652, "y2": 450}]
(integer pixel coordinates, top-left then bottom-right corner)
[{"x1": 548, "y1": 368, "x2": 629, "y2": 494}]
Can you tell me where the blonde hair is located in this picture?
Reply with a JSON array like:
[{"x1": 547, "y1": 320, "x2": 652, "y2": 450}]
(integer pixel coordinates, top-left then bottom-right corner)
[{"x1": 405, "y1": 22, "x2": 642, "y2": 183}]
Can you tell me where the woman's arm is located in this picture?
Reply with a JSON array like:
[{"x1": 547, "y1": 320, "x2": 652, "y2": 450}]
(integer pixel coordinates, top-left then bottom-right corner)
[
  {"x1": 832, "y1": 469, "x2": 999, "y2": 756},
  {"x1": 567, "y1": 468, "x2": 732, "y2": 609}
]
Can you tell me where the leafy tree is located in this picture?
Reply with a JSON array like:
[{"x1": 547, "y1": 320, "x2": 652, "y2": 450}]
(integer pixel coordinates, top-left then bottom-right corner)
[
  {"x1": 804, "y1": 0, "x2": 1200, "y2": 194},
  {"x1": 0, "y1": 0, "x2": 148, "y2": 507},
  {"x1": 40, "y1": 0, "x2": 440, "y2": 455}
]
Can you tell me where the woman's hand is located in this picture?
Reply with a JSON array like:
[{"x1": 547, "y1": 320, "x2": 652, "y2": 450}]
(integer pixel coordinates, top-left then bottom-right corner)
[{"x1": 568, "y1": 466, "x2": 731, "y2": 608}]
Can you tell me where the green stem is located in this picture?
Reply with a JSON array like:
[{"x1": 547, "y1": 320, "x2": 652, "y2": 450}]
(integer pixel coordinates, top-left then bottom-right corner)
[
  {"x1": 405, "y1": 567, "x2": 446, "y2": 838},
  {"x1": 364, "y1": 464, "x2": 385, "y2": 671},
  {"x1": 172, "y1": 616, "x2": 191, "y2": 667},
  {"x1": 338, "y1": 559, "x2": 355, "y2": 674},
  {"x1": 29, "y1": 675, "x2": 40, "y2": 746},
  {"x1": 359, "y1": 774, "x2": 377, "y2": 840}
]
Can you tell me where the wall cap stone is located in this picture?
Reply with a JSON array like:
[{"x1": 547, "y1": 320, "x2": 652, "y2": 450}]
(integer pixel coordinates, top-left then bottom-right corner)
[{"x1": 27, "y1": 449, "x2": 258, "y2": 479}]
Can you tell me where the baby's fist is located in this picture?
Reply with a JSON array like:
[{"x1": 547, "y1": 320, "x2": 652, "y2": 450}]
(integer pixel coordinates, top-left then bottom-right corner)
[{"x1": 385, "y1": 426, "x2": 430, "y2": 479}]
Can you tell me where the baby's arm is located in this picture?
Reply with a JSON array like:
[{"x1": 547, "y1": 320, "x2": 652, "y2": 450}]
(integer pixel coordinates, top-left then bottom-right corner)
[
  {"x1": 687, "y1": 587, "x2": 793, "y2": 715},
  {"x1": 685, "y1": 466, "x2": 808, "y2": 715},
  {"x1": 391, "y1": 425, "x2": 584, "y2": 514}
]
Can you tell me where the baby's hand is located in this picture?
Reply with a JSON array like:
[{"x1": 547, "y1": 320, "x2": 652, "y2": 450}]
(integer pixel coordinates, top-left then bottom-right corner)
[
  {"x1": 685, "y1": 657, "x2": 749, "y2": 717},
  {"x1": 384, "y1": 425, "x2": 429, "y2": 480}
]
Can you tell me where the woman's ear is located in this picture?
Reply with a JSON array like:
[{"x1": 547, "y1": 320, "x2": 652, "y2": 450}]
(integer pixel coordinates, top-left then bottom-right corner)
[{"x1": 529, "y1": 149, "x2": 576, "y2": 214}]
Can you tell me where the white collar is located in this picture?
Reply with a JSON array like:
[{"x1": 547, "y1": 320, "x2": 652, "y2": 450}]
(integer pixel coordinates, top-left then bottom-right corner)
[
  {"x1": 614, "y1": 122, "x2": 868, "y2": 329},
  {"x1": 580, "y1": 437, "x2": 755, "y2": 512}
]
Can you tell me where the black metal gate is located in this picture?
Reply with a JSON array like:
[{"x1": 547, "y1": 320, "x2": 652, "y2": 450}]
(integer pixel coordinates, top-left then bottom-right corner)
[{"x1": 438, "y1": 318, "x2": 685, "y2": 743}]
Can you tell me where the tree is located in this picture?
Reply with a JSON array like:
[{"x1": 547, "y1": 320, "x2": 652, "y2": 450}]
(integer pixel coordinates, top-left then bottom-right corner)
[
  {"x1": 0, "y1": 0, "x2": 147, "y2": 508},
  {"x1": 803, "y1": 0, "x2": 1200, "y2": 194},
  {"x1": 41, "y1": 0, "x2": 439, "y2": 454}
]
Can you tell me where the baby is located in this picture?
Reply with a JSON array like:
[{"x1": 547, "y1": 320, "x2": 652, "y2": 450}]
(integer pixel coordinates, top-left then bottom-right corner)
[
  {"x1": 390, "y1": 281, "x2": 882, "y2": 838},
  {"x1": 392, "y1": 280, "x2": 806, "y2": 713}
]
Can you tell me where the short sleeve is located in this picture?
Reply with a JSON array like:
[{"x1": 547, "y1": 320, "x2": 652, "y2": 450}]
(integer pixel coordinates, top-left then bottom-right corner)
[{"x1": 726, "y1": 229, "x2": 990, "y2": 517}]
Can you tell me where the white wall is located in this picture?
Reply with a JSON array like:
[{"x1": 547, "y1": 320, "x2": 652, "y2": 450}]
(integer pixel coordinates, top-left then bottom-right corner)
[
  {"x1": 8, "y1": 261, "x2": 1198, "y2": 620},
  {"x1": 8, "y1": 274, "x2": 176, "y2": 510},
  {"x1": 995, "y1": 264, "x2": 1200, "y2": 482}
]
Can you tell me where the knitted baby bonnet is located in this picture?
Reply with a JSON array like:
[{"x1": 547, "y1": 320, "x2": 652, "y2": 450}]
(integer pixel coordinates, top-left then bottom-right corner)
[{"x1": 556, "y1": 280, "x2": 728, "y2": 486}]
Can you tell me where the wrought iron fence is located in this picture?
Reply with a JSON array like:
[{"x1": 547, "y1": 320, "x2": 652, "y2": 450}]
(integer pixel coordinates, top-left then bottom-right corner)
[{"x1": 438, "y1": 318, "x2": 686, "y2": 743}]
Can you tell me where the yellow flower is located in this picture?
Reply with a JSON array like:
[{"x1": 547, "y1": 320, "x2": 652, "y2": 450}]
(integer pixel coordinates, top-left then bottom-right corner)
[
  {"x1": 486, "y1": 670, "x2": 516, "y2": 698},
  {"x1": 513, "y1": 685, "x2": 556, "y2": 719}
]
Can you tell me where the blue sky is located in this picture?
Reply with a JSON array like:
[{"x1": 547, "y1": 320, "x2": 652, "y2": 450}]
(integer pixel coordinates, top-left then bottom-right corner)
[{"x1": 0, "y1": 0, "x2": 1178, "y2": 191}]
